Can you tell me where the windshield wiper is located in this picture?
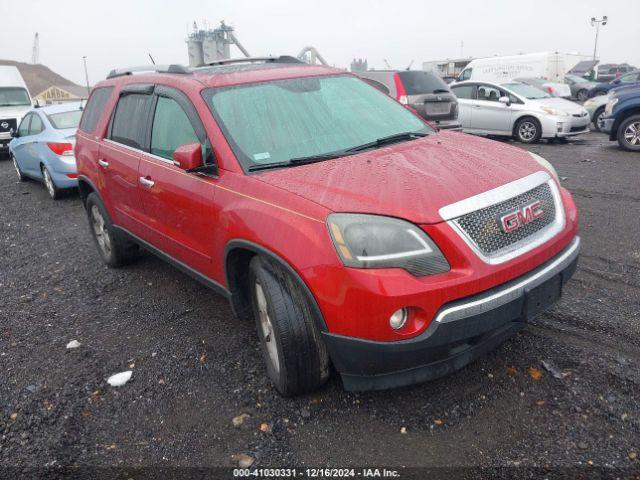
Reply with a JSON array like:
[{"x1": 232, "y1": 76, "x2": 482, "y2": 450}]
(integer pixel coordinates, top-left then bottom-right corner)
[
  {"x1": 344, "y1": 131, "x2": 428, "y2": 153},
  {"x1": 432, "y1": 88, "x2": 450, "y2": 94},
  {"x1": 247, "y1": 151, "x2": 350, "y2": 172}
]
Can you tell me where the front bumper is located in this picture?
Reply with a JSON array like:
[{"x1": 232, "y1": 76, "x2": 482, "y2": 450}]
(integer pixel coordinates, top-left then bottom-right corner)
[
  {"x1": 323, "y1": 236, "x2": 580, "y2": 391},
  {"x1": 600, "y1": 117, "x2": 614, "y2": 135}
]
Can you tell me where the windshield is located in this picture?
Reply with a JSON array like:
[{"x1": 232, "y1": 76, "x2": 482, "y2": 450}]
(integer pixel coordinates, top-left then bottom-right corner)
[
  {"x1": 398, "y1": 71, "x2": 449, "y2": 95},
  {"x1": 502, "y1": 83, "x2": 551, "y2": 99},
  {"x1": 47, "y1": 110, "x2": 82, "y2": 129},
  {"x1": 0, "y1": 87, "x2": 31, "y2": 107},
  {"x1": 203, "y1": 75, "x2": 432, "y2": 170}
]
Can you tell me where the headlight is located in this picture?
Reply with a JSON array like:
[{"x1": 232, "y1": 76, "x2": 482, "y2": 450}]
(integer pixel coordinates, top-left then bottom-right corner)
[
  {"x1": 605, "y1": 98, "x2": 618, "y2": 115},
  {"x1": 540, "y1": 106, "x2": 570, "y2": 117},
  {"x1": 529, "y1": 152, "x2": 559, "y2": 182},
  {"x1": 327, "y1": 214, "x2": 449, "y2": 276}
]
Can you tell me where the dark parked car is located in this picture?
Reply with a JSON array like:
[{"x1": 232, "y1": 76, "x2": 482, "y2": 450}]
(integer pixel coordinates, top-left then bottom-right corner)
[
  {"x1": 600, "y1": 85, "x2": 640, "y2": 151},
  {"x1": 595, "y1": 64, "x2": 636, "y2": 83},
  {"x1": 564, "y1": 74, "x2": 598, "y2": 102},
  {"x1": 356, "y1": 70, "x2": 461, "y2": 130},
  {"x1": 588, "y1": 70, "x2": 640, "y2": 98}
]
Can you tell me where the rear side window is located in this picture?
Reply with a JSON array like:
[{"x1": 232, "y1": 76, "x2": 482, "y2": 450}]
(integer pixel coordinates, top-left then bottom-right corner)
[
  {"x1": 79, "y1": 87, "x2": 113, "y2": 133},
  {"x1": 150, "y1": 97, "x2": 199, "y2": 160},
  {"x1": 48, "y1": 110, "x2": 82, "y2": 129},
  {"x1": 451, "y1": 85, "x2": 475, "y2": 100},
  {"x1": 109, "y1": 93, "x2": 152, "y2": 149},
  {"x1": 398, "y1": 71, "x2": 449, "y2": 95},
  {"x1": 30, "y1": 115, "x2": 44, "y2": 134}
]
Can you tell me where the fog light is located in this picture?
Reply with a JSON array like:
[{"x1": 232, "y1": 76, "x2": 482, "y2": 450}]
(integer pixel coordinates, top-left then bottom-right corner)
[{"x1": 390, "y1": 308, "x2": 409, "y2": 330}]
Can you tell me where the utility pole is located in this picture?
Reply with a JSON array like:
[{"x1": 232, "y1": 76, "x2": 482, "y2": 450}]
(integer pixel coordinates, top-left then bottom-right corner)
[
  {"x1": 82, "y1": 56, "x2": 91, "y2": 97},
  {"x1": 31, "y1": 32, "x2": 39, "y2": 64},
  {"x1": 590, "y1": 16, "x2": 608, "y2": 61}
]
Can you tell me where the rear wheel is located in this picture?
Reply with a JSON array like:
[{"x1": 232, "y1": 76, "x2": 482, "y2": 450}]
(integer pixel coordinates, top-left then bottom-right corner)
[
  {"x1": 514, "y1": 117, "x2": 542, "y2": 144},
  {"x1": 592, "y1": 107, "x2": 605, "y2": 132},
  {"x1": 85, "y1": 193, "x2": 139, "y2": 267},
  {"x1": 617, "y1": 115, "x2": 640, "y2": 152},
  {"x1": 576, "y1": 89, "x2": 589, "y2": 102},
  {"x1": 42, "y1": 166, "x2": 60, "y2": 199},
  {"x1": 249, "y1": 256, "x2": 329, "y2": 396},
  {"x1": 12, "y1": 153, "x2": 26, "y2": 182}
]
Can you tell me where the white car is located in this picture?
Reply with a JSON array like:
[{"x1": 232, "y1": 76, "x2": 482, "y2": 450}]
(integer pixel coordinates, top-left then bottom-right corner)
[
  {"x1": 450, "y1": 81, "x2": 590, "y2": 143},
  {"x1": 0, "y1": 66, "x2": 33, "y2": 156}
]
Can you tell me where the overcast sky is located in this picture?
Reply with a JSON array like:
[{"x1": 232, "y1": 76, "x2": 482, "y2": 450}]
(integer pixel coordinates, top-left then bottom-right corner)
[{"x1": 1, "y1": 0, "x2": 638, "y2": 86}]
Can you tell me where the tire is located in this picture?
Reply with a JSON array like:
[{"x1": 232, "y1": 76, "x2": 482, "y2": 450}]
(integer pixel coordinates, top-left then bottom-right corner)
[
  {"x1": 11, "y1": 153, "x2": 26, "y2": 182},
  {"x1": 514, "y1": 117, "x2": 542, "y2": 144},
  {"x1": 592, "y1": 107, "x2": 605, "y2": 132},
  {"x1": 85, "y1": 192, "x2": 139, "y2": 267},
  {"x1": 576, "y1": 89, "x2": 589, "y2": 102},
  {"x1": 617, "y1": 114, "x2": 640, "y2": 152},
  {"x1": 248, "y1": 256, "x2": 329, "y2": 396},
  {"x1": 42, "y1": 165, "x2": 60, "y2": 199}
]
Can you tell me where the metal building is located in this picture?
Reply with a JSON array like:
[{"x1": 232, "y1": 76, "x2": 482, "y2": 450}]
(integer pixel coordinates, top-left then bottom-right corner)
[{"x1": 186, "y1": 21, "x2": 250, "y2": 67}]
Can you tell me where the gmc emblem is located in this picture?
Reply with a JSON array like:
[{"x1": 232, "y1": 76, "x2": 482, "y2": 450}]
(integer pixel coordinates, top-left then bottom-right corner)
[{"x1": 499, "y1": 200, "x2": 544, "y2": 233}]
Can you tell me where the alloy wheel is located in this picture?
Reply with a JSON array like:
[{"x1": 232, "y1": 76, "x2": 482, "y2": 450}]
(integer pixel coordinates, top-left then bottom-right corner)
[
  {"x1": 255, "y1": 280, "x2": 280, "y2": 373},
  {"x1": 623, "y1": 121, "x2": 640, "y2": 147},
  {"x1": 43, "y1": 168, "x2": 56, "y2": 198},
  {"x1": 90, "y1": 205, "x2": 112, "y2": 258},
  {"x1": 12, "y1": 156, "x2": 22, "y2": 180},
  {"x1": 519, "y1": 121, "x2": 537, "y2": 141}
]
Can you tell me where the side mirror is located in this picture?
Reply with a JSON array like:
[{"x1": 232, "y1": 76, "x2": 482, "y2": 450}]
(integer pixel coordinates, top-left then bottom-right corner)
[
  {"x1": 173, "y1": 143, "x2": 202, "y2": 171},
  {"x1": 9, "y1": 128, "x2": 18, "y2": 138},
  {"x1": 498, "y1": 96, "x2": 511, "y2": 106}
]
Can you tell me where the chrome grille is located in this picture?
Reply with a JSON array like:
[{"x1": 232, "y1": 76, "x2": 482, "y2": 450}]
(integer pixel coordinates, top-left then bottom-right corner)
[
  {"x1": 453, "y1": 183, "x2": 556, "y2": 256},
  {"x1": 0, "y1": 118, "x2": 17, "y2": 134}
]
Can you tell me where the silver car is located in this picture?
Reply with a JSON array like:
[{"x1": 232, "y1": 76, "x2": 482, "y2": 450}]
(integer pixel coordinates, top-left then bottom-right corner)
[{"x1": 450, "y1": 81, "x2": 590, "y2": 143}]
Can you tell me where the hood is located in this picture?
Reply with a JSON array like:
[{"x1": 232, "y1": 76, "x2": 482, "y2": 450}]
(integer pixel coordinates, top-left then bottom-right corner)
[
  {"x1": 0, "y1": 105, "x2": 32, "y2": 122},
  {"x1": 530, "y1": 97, "x2": 587, "y2": 114},
  {"x1": 254, "y1": 131, "x2": 545, "y2": 224}
]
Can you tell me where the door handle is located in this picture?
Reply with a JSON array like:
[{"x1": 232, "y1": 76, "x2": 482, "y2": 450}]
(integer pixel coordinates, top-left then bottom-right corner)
[
  {"x1": 98, "y1": 159, "x2": 109, "y2": 168},
  {"x1": 139, "y1": 176, "x2": 155, "y2": 188}
]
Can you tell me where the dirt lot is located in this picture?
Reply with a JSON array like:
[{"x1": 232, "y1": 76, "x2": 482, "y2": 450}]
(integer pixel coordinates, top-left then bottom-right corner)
[{"x1": 1, "y1": 131, "x2": 639, "y2": 477}]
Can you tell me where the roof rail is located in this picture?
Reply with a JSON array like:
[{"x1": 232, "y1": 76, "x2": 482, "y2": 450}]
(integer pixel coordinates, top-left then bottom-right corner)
[
  {"x1": 201, "y1": 56, "x2": 304, "y2": 67},
  {"x1": 106, "y1": 64, "x2": 190, "y2": 79}
]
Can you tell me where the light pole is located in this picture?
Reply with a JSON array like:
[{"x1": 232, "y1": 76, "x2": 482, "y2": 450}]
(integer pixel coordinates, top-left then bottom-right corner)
[{"x1": 590, "y1": 16, "x2": 608, "y2": 61}]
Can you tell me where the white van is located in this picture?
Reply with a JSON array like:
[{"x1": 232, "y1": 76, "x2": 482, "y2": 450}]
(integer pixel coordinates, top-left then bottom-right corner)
[
  {"x1": 0, "y1": 66, "x2": 33, "y2": 155},
  {"x1": 455, "y1": 52, "x2": 592, "y2": 84}
]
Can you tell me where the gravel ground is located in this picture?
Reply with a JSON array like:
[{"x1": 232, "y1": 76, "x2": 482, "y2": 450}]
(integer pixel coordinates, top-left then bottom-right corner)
[{"x1": 1, "y1": 131, "x2": 639, "y2": 477}]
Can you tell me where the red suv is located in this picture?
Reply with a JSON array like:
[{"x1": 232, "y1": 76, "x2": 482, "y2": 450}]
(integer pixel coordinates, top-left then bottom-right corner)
[{"x1": 75, "y1": 57, "x2": 580, "y2": 396}]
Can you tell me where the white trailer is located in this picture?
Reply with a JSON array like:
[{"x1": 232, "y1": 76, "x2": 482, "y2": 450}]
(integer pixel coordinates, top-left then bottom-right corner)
[{"x1": 455, "y1": 52, "x2": 592, "y2": 83}]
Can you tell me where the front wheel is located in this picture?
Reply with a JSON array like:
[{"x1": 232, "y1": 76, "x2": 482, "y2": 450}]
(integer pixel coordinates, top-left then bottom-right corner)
[
  {"x1": 617, "y1": 115, "x2": 640, "y2": 152},
  {"x1": 576, "y1": 89, "x2": 589, "y2": 102},
  {"x1": 514, "y1": 117, "x2": 542, "y2": 144},
  {"x1": 592, "y1": 107, "x2": 605, "y2": 132},
  {"x1": 249, "y1": 256, "x2": 329, "y2": 396},
  {"x1": 12, "y1": 154, "x2": 26, "y2": 182}
]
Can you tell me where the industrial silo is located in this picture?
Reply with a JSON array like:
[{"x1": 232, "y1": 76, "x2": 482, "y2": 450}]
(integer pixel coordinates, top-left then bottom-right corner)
[{"x1": 187, "y1": 37, "x2": 204, "y2": 67}]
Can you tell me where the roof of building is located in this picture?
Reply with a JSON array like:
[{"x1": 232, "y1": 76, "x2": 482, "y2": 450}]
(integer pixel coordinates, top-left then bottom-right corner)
[{"x1": 0, "y1": 59, "x2": 87, "y2": 97}]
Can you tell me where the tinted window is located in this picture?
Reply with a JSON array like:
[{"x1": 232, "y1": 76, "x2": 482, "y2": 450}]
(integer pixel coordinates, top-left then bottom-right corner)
[
  {"x1": 620, "y1": 73, "x2": 638, "y2": 83},
  {"x1": 110, "y1": 93, "x2": 152, "y2": 149},
  {"x1": 150, "y1": 97, "x2": 199, "y2": 160},
  {"x1": 502, "y1": 83, "x2": 550, "y2": 99},
  {"x1": 476, "y1": 85, "x2": 503, "y2": 102},
  {"x1": 203, "y1": 75, "x2": 431, "y2": 170},
  {"x1": 361, "y1": 78, "x2": 390, "y2": 95},
  {"x1": 451, "y1": 85, "x2": 475, "y2": 100},
  {"x1": 398, "y1": 71, "x2": 449, "y2": 95},
  {"x1": 48, "y1": 110, "x2": 82, "y2": 129},
  {"x1": 79, "y1": 87, "x2": 113, "y2": 133},
  {"x1": 18, "y1": 114, "x2": 31, "y2": 136},
  {"x1": 29, "y1": 114, "x2": 44, "y2": 134}
]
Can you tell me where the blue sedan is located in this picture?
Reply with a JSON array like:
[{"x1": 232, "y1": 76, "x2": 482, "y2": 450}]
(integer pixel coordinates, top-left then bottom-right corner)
[{"x1": 9, "y1": 102, "x2": 82, "y2": 199}]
